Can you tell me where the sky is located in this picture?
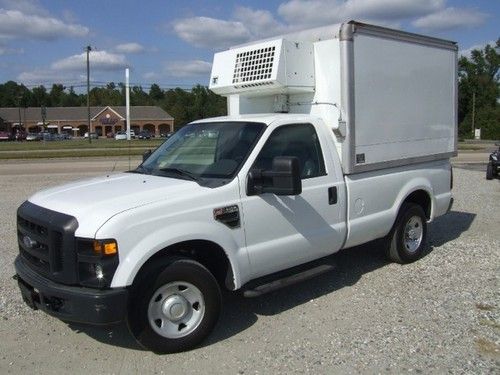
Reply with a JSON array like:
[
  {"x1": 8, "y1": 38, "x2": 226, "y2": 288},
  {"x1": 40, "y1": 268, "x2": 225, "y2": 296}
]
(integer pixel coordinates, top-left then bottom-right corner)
[{"x1": 0, "y1": 0, "x2": 498, "y2": 91}]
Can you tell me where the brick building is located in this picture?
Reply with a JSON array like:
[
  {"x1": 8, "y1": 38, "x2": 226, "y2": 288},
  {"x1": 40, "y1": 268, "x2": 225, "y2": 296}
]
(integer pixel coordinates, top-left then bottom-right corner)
[{"x1": 0, "y1": 106, "x2": 174, "y2": 137}]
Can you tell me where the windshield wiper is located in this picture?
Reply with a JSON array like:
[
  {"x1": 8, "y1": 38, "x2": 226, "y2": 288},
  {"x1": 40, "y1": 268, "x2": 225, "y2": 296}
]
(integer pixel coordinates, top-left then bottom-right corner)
[
  {"x1": 129, "y1": 165, "x2": 149, "y2": 174},
  {"x1": 157, "y1": 167, "x2": 199, "y2": 181}
]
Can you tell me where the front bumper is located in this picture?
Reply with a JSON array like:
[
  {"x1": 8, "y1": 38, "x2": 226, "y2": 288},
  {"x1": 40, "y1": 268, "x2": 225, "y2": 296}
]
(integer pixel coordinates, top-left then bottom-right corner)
[{"x1": 14, "y1": 256, "x2": 128, "y2": 325}]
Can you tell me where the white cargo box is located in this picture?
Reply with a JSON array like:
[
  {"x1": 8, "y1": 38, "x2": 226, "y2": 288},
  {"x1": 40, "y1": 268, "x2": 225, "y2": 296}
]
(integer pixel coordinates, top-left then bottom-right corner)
[{"x1": 210, "y1": 21, "x2": 458, "y2": 174}]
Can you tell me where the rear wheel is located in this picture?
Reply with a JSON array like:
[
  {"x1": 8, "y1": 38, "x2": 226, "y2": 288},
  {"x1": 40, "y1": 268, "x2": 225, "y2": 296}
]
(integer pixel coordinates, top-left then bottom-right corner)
[
  {"x1": 486, "y1": 163, "x2": 493, "y2": 180},
  {"x1": 386, "y1": 203, "x2": 427, "y2": 264},
  {"x1": 127, "y1": 258, "x2": 221, "y2": 353}
]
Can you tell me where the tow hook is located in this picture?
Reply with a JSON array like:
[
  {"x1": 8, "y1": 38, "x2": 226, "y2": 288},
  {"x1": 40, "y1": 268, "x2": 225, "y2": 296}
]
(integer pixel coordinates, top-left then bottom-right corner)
[{"x1": 44, "y1": 297, "x2": 63, "y2": 312}]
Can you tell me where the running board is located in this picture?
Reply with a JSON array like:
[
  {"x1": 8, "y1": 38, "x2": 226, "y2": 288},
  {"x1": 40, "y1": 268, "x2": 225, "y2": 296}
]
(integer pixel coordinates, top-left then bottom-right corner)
[{"x1": 242, "y1": 263, "x2": 335, "y2": 298}]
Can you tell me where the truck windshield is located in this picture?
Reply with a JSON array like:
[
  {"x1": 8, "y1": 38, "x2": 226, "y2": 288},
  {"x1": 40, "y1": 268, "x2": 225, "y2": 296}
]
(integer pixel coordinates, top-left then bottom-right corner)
[{"x1": 138, "y1": 121, "x2": 265, "y2": 180}]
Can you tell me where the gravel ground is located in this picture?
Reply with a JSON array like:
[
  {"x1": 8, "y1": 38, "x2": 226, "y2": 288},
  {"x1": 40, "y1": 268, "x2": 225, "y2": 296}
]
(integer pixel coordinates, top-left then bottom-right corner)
[{"x1": 0, "y1": 166, "x2": 498, "y2": 374}]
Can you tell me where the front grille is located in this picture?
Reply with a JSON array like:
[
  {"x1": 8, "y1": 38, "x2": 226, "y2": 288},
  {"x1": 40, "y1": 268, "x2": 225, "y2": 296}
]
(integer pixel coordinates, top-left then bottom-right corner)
[{"x1": 17, "y1": 201, "x2": 79, "y2": 285}]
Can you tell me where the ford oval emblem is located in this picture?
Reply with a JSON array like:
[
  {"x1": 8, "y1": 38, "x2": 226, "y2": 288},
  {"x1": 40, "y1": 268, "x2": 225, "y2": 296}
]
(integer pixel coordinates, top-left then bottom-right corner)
[{"x1": 22, "y1": 235, "x2": 37, "y2": 249}]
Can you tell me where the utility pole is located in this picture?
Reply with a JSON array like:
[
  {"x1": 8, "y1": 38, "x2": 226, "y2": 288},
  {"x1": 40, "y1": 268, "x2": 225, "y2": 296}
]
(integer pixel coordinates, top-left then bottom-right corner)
[
  {"x1": 86, "y1": 45, "x2": 92, "y2": 144},
  {"x1": 471, "y1": 91, "x2": 476, "y2": 136},
  {"x1": 125, "y1": 68, "x2": 130, "y2": 140},
  {"x1": 17, "y1": 99, "x2": 21, "y2": 141}
]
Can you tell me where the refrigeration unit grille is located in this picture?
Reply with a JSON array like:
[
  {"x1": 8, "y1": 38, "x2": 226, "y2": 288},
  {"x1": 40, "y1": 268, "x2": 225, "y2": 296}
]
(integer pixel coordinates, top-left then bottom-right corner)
[{"x1": 232, "y1": 46, "x2": 276, "y2": 84}]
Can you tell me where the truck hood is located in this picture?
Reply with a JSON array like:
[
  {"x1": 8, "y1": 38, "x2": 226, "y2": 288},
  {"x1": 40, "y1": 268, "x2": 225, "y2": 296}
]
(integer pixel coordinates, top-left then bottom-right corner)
[{"x1": 28, "y1": 173, "x2": 200, "y2": 237}]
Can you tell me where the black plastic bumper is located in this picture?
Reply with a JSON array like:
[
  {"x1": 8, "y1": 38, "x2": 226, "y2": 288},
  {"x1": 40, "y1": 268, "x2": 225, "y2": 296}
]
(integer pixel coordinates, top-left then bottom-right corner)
[{"x1": 14, "y1": 256, "x2": 128, "y2": 325}]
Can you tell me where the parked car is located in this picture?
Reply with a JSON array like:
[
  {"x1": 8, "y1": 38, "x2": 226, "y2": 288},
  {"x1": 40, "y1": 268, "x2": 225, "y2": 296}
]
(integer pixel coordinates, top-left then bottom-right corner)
[
  {"x1": 84, "y1": 132, "x2": 98, "y2": 139},
  {"x1": 160, "y1": 132, "x2": 174, "y2": 138},
  {"x1": 15, "y1": 130, "x2": 27, "y2": 141},
  {"x1": 114, "y1": 131, "x2": 127, "y2": 140},
  {"x1": 0, "y1": 131, "x2": 13, "y2": 141},
  {"x1": 138, "y1": 130, "x2": 152, "y2": 140},
  {"x1": 60, "y1": 132, "x2": 72, "y2": 140},
  {"x1": 40, "y1": 132, "x2": 56, "y2": 141},
  {"x1": 26, "y1": 133, "x2": 41, "y2": 141}
]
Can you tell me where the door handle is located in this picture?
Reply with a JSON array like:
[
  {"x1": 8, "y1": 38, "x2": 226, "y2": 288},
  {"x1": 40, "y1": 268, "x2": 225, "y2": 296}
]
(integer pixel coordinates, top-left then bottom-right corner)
[{"x1": 328, "y1": 186, "x2": 337, "y2": 205}]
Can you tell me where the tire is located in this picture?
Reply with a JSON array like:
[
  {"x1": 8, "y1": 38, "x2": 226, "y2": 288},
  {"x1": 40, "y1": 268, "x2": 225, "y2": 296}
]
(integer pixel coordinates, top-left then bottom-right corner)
[
  {"x1": 386, "y1": 203, "x2": 427, "y2": 264},
  {"x1": 127, "y1": 258, "x2": 221, "y2": 353},
  {"x1": 486, "y1": 163, "x2": 493, "y2": 180}
]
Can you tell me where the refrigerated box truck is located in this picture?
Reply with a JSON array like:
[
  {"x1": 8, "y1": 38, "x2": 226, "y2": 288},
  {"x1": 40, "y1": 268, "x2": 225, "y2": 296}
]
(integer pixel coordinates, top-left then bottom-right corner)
[{"x1": 14, "y1": 21, "x2": 456, "y2": 353}]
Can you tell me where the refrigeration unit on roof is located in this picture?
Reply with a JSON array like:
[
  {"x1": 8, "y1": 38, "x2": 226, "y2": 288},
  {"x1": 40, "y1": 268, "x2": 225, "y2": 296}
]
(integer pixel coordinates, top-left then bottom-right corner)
[{"x1": 209, "y1": 38, "x2": 315, "y2": 97}]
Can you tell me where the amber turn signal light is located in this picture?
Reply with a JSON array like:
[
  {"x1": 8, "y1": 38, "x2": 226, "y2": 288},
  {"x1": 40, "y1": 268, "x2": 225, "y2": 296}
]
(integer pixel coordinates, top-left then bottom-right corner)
[{"x1": 93, "y1": 239, "x2": 118, "y2": 256}]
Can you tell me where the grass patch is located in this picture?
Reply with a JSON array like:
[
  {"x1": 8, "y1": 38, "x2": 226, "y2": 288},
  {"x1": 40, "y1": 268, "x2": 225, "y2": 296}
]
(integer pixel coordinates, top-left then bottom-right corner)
[
  {"x1": 0, "y1": 148, "x2": 150, "y2": 159},
  {"x1": 0, "y1": 138, "x2": 164, "y2": 159},
  {"x1": 0, "y1": 138, "x2": 164, "y2": 151},
  {"x1": 479, "y1": 319, "x2": 500, "y2": 330},
  {"x1": 475, "y1": 337, "x2": 500, "y2": 356},
  {"x1": 458, "y1": 144, "x2": 484, "y2": 151},
  {"x1": 476, "y1": 302, "x2": 495, "y2": 311}
]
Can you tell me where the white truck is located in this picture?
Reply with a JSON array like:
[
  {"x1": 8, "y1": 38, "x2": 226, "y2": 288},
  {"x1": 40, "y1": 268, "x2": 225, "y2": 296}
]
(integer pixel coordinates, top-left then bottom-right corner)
[{"x1": 14, "y1": 21, "x2": 456, "y2": 353}]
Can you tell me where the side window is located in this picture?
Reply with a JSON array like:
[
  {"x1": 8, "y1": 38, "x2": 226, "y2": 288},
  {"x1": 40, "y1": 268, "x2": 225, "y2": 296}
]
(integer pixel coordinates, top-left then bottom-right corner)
[{"x1": 253, "y1": 123, "x2": 326, "y2": 179}]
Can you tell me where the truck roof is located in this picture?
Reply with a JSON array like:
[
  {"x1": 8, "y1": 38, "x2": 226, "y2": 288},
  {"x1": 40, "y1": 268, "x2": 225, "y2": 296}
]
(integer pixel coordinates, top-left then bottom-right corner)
[{"x1": 192, "y1": 113, "x2": 315, "y2": 126}]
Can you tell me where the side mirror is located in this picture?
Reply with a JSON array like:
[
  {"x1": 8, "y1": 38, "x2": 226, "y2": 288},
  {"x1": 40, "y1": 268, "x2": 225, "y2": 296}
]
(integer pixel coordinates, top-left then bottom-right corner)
[
  {"x1": 143, "y1": 149, "x2": 152, "y2": 162},
  {"x1": 247, "y1": 156, "x2": 302, "y2": 196}
]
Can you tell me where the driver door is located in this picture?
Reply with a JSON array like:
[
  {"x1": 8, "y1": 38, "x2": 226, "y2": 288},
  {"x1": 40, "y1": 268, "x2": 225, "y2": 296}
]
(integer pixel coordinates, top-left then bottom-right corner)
[{"x1": 238, "y1": 121, "x2": 346, "y2": 279}]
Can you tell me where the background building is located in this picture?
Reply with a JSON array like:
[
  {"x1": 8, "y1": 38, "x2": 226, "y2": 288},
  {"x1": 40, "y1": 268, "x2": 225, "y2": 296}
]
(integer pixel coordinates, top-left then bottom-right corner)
[{"x1": 0, "y1": 106, "x2": 174, "y2": 136}]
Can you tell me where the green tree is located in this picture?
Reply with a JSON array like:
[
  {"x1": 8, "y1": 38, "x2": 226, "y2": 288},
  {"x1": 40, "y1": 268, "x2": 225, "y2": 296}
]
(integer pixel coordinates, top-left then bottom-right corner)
[
  {"x1": 458, "y1": 40, "x2": 499, "y2": 139},
  {"x1": 49, "y1": 84, "x2": 65, "y2": 107},
  {"x1": 31, "y1": 85, "x2": 50, "y2": 107},
  {"x1": 149, "y1": 84, "x2": 164, "y2": 102}
]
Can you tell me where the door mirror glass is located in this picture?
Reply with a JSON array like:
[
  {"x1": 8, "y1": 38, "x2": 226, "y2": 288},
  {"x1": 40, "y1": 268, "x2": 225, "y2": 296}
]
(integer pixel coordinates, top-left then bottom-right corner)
[{"x1": 247, "y1": 156, "x2": 302, "y2": 196}]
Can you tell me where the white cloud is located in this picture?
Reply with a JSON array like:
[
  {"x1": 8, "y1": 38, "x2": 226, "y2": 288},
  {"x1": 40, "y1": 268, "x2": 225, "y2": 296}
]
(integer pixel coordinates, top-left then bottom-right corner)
[
  {"x1": 0, "y1": 0, "x2": 48, "y2": 16},
  {"x1": 51, "y1": 51, "x2": 129, "y2": 71},
  {"x1": 413, "y1": 7, "x2": 487, "y2": 31},
  {"x1": 173, "y1": 16, "x2": 251, "y2": 49},
  {"x1": 0, "y1": 42, "x2": 22, "y2": 55},
  {"x1": 172, "y1": 1, "x2": 453, "y2": 49},
  {"x1": 115, "y1": 42, "x2": 146, "y2": 54},
  {"x1": 17, "y1": 69, "x2": 73, "y2": 84},
  {"x1": 233, "y1": 6, "x2": 288, "y2": 38},
  {"x1": 0, "y1": 9, "x2": 89, "y2": 40},
  {"x1": 278, "y1": 0, "x2": 444, "y2": 27},
  {"x1": 165, "y1": 60, "x2": 212, "y2": 77}
]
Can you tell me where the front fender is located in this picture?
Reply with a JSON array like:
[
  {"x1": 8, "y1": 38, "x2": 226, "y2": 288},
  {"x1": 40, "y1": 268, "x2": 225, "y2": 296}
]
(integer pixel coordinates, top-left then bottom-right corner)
[{"x1": 108, "y1": 221, "x2": 248, "y2": 290}]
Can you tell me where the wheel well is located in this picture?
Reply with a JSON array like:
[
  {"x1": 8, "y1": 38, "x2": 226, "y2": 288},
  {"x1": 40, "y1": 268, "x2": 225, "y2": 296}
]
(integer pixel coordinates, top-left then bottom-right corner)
[
  {"x1": 404, "y1": 190, "x2": 431, "y2": 219},
  {"x1": 133, "y1": 240, "x2": 234, "y2": 290}
]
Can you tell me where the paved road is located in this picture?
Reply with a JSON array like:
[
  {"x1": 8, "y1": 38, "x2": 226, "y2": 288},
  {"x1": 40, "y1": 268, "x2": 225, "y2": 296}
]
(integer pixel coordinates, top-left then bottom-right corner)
[
  {"x1": 0, "y1": 152, "x2": 490, "y2": 176},
  {"x1": 0, "y1": 156, "x2": 142, "y2": 175}
]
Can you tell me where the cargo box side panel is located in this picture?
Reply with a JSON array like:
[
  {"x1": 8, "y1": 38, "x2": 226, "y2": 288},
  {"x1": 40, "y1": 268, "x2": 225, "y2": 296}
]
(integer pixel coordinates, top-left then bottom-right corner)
[{"x1": 351, "y1": 33, "x2": 457, "y2": 171}]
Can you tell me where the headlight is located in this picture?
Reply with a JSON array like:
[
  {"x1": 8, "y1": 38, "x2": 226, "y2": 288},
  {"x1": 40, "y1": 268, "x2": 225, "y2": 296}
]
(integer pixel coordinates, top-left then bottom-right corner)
[
  {"x1": 492, "y1": 155, "x2": 498, "y2": 161},
  {"x1": 76, "y1": 238, "x2": 119, "y2": 288}
]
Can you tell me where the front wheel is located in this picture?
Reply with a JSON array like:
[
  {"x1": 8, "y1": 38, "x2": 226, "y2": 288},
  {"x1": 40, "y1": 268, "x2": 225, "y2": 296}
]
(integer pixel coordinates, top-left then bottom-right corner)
[
  {"x1": 386, "y1": 203, "x2": 427, "y2": 264},
  {"x1": 486, "y1": 163, "x2": 493, "y2": 180},
  {"x1": 127, "y1": 258, "x2": 221, "y2": 353}
]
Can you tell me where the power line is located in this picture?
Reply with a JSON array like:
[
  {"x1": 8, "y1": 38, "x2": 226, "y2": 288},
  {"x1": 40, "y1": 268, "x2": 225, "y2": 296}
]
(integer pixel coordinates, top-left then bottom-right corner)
[{"x1": 14, "y1": 82, "x2": 201, "y2": 91}]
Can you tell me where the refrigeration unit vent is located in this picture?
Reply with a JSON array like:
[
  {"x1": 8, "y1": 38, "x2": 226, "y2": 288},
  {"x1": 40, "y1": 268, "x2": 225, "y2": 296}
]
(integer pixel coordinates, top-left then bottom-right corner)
[{"x1": 232, "y1": 46, "x2": 276, "y2": 84}]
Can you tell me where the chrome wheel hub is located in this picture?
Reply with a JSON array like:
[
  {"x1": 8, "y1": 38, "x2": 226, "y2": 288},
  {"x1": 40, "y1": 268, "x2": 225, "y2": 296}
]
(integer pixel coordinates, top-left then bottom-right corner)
[
  {"x1": 404, "y1": 216, "x2": 423, "y2": 253},
  {"x1": 161, "y1": 295, "x2": 189, "y2": 321},
  {"x1": 148, "y1": 281, "x2": 205, "y2": 339}
]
